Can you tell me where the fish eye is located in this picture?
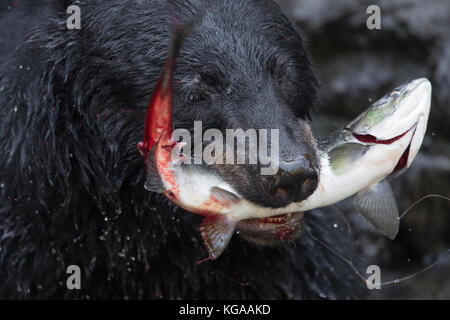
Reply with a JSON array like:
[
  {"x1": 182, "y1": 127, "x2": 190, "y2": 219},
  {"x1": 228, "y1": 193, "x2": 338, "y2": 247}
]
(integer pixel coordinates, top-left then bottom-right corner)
[{"x1": 389, "y1": 90, "x2": 400, "y2": 98}]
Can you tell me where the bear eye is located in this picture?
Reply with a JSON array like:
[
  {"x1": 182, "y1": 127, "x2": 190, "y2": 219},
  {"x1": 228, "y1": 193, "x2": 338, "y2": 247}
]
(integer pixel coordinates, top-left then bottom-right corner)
[
  {"x1": 183, "y1": 74, "x2": 209, "y2": 103},
  {"x1": 269, "y1": 54, "x2": 290, "y2": 82},
  {"x1": 275, "y1": 63, "x2": 288, "y2": 81}
]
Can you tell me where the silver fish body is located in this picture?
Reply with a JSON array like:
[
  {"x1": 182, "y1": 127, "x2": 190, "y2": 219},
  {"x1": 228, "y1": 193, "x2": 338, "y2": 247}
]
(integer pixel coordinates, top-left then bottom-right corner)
[{"x1": 295, "y1": 78, "x2": 432, "y2": 238}]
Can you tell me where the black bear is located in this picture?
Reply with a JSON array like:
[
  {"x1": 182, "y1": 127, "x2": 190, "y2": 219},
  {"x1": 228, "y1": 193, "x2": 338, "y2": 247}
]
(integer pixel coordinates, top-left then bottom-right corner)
[{"x1": 0, "y1": 0, "x2": 364, "y2": 299}]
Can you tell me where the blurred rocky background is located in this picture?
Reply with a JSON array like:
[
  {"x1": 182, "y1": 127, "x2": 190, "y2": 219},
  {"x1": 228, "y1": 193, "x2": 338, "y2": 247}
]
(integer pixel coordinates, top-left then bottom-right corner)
[{"x1": 275, "y1": 0, "x2": 450, "y2": 299}]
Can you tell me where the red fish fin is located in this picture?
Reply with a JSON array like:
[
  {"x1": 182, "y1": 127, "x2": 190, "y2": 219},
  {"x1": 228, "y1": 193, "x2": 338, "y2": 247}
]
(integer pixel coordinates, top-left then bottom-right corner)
[
  {"x1": 144, "y1": 146, "x2": 169, "y2": 193},
  {"x1": 140, "y1": 22, "x2": 194, "y2": 156},
  {"x1": 198, "y1": 216, "x2": 236, "y2": 263}
]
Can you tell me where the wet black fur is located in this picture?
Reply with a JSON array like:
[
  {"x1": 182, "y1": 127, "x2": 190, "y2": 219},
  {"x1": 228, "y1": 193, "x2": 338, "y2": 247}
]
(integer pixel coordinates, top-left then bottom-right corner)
[{"x1": 0, "y1": 0, "x2": 365, "y2": 298}]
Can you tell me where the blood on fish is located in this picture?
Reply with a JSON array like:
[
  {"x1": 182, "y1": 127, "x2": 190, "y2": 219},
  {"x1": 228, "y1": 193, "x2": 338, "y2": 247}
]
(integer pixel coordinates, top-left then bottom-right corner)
[
  {"x1": 209, "y1": 195, "x2": 232, "y2": 209},
  {"x1": 277, "y1": 224, "x2": 296, "y2": 241},
  {"x1": 352, "y1": 125, "x2": 416, "y2": 173},
  {"x1": 393, "y1": 143, "x2": 411, "y2": 172},
  {"x1": 352, "y1": 128, "x2": 412, "y2": 145}
]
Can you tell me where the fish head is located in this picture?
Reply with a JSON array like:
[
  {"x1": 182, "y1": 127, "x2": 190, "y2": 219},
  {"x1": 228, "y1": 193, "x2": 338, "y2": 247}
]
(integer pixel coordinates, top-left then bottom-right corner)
[{"x1": 346, "y1": 78, "x2": 432, "y2": 172}]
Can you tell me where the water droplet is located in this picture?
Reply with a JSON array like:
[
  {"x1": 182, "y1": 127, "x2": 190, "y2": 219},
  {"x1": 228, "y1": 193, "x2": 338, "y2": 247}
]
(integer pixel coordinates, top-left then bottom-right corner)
[
  {"x1": 13, "y1": 106, "x2": 18, "y2": 112},
  {"x1": 19, "y1": 65, "x2": 23, "y2": 70},
  {"x1": 333, "y1": 223, "x2": 338, "y2": 228}
]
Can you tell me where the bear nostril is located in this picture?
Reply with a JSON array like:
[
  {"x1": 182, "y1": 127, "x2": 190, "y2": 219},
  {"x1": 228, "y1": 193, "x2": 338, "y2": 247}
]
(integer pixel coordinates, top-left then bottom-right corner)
[
  {"x1": 274, "y1": 188, "x2": 289, "y2": 202},
  {"x1": 301, "y1": 178, "x2": 312, "y2": 193},
  {"x1": 297, "y1": 170, "x2": 319, "y2": 201},
  {"x1": 260, "y1": 166, "x2": 318, "y2": 208}
]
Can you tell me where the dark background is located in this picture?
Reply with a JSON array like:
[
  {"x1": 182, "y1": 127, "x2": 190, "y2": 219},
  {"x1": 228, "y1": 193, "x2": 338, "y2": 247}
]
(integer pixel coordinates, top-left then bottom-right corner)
[{"x1": 275, "y1": 0, "x2": 450, "y2": 299}]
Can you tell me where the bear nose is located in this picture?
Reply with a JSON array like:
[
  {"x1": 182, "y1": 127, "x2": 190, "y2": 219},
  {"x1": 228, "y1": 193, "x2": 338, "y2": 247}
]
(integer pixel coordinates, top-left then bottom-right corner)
[{"x1": 260, "y1": 157, "x2": 318, "y2": 208}]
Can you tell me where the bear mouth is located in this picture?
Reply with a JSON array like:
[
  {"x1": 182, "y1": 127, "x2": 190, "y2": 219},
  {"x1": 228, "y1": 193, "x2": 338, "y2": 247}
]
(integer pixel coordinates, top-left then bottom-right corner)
[{"x1": 236, "y1": 211, "x2": 304, "y2": 246}]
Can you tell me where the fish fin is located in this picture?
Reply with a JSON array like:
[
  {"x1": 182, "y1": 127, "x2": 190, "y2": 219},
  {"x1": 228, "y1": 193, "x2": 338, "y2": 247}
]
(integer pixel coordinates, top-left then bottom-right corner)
[
  {"x1": 198, "y1": 216, "x2": 236, "y2": 262},
  {"x1": 210, "y1": 187, "x2": 240, "y2": 204},
  {"x1": 329, "y1": 143, "x2": 369, "y2": 175},
  {"x1": 353, "y1": 180, "x2": 399, "y2": 240},
  {"x1": 144, "y1": 147, "x2": 169, "y2": 193}
]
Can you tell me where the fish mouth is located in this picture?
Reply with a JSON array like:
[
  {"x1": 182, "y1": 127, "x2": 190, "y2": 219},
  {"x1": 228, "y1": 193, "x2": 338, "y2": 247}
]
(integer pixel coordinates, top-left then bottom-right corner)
[{"x1": 236, "y1": 212, "x2": 304, "y2": 246}]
